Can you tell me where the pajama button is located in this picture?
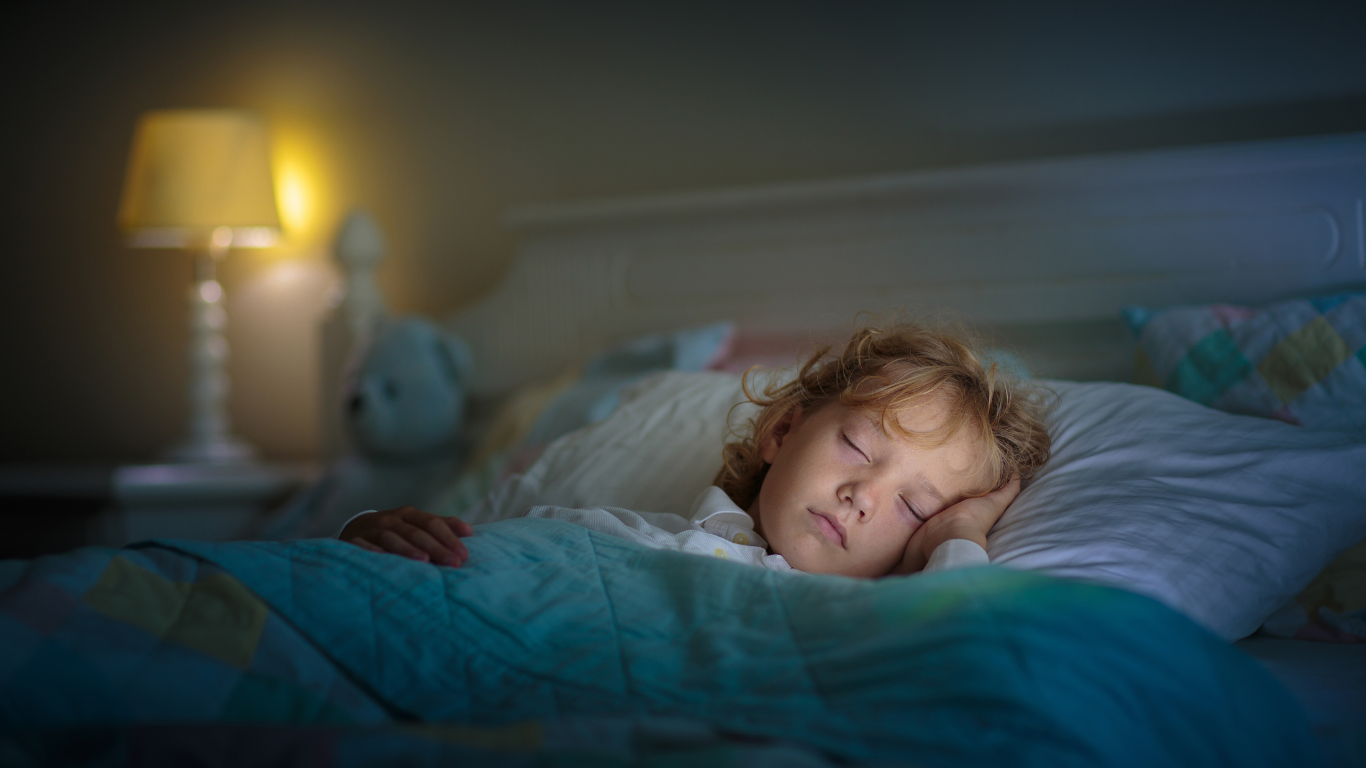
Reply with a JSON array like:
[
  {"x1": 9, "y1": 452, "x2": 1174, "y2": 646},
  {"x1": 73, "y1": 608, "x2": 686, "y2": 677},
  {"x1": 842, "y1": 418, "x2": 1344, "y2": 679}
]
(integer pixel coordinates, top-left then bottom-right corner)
[
  {"x1": 732, "y1": 533, "x2": 749, "y2": 545},
  {"x1": 713, "y1": 548, "x2": 727, "y2": 558}
]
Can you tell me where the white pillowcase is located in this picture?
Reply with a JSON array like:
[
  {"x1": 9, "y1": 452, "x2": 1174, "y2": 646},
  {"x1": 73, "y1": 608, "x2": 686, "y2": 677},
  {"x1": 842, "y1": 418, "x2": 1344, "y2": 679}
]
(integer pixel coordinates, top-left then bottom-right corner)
[
  {"x1": 464, "y1": 371, "x2": 755, "y2": 525},
  {"x1": 470, "y1": 370, "x2": 1366, "y2": 640},
  {"x1": 994, "y1": 380, "x2": 1366, "y2": 639}
]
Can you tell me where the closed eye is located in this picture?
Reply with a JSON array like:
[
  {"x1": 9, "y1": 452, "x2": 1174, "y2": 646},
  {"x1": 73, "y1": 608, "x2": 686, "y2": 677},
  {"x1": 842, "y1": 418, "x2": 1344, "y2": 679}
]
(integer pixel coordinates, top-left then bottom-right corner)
[
  {"x1": 901, "y1": 496, "x2": 927, "y2": 523},
  {"x1": 841, "y1": 433, "x2": 869, "y2": 461}
]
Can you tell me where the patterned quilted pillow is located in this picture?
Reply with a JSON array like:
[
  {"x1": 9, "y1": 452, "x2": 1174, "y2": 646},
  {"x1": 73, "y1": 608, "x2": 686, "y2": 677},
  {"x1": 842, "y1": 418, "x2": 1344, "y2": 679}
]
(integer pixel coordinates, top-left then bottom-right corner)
[{"x1": 1124, "y1": 293, "x2": 1366, "y2": 435}]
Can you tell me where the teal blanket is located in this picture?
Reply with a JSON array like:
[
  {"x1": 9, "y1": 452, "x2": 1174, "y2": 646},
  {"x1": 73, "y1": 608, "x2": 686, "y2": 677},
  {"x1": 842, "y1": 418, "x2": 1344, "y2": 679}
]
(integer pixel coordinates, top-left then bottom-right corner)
[{"x1": 1, "y1": 517, "x2": 1318, "y2": 766}]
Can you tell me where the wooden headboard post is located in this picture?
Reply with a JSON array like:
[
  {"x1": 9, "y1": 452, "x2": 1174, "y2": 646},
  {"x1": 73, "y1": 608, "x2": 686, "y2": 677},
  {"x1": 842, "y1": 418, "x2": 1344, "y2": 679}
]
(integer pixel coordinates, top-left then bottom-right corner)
[{"x1": 318, "y1": 210, "x2": 390, "y2": 461}]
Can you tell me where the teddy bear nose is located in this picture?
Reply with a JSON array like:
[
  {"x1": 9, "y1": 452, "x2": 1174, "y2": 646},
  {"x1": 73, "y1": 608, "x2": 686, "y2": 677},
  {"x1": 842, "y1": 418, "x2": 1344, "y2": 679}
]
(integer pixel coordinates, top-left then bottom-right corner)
[{"x1": 349, "y1": 394, "x2": 365, "y2": 415}]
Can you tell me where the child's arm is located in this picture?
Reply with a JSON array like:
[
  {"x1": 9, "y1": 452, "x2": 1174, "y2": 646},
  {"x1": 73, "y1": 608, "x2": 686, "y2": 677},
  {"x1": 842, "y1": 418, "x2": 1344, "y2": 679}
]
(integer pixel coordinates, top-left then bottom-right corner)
[
  {"x1": 890, "y1": 475, "x2": 1021, "y2": 575},
  {"x1": 340, "y1": 506, "x2": 474, "y2": 567}
]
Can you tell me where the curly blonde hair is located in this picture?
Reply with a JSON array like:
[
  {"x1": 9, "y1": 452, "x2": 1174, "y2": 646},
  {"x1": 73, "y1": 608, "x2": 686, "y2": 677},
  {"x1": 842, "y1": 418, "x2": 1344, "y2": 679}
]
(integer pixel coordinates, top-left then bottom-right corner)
[{"x1": 713, "y1": 322, "x2": 1053, "y2": 510}]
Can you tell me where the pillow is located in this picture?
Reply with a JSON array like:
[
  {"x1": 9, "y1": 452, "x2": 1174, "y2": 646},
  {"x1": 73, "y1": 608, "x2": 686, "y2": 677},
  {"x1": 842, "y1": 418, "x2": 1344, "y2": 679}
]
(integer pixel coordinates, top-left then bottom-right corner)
[
  {"x1": 468, "y1": 370, "x2": 1366, "y2": 641},
  {"x1": 461, "y1": 371, "x2": 760, "y2": 522},
  {"x1": 988, "y1": 380, "x2": 1365, "y2": 640},
  {"x1": 1124, "y1": 292, "x2": 1366, "y2": 436},
  {"x1": 423, "y1": 323, "x2": 734, "y2": 520}
]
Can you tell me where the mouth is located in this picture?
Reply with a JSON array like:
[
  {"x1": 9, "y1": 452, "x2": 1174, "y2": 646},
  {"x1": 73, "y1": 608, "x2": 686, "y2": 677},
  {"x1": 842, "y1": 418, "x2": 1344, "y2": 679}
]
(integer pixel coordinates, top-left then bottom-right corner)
[{"x1": 808, "y1": 509, "x2": 846, "y2": 549}]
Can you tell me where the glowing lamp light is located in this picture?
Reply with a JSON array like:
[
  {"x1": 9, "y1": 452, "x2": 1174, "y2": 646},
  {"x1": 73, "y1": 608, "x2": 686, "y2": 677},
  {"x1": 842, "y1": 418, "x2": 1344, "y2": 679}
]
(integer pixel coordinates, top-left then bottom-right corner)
[{"x1": 276, "y1": 163, "x2": 311, "y2": 237}]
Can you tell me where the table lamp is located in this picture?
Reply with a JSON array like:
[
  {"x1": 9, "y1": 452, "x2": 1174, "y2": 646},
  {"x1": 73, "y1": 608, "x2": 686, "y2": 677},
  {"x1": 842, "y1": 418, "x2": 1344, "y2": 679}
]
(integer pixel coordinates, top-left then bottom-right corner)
[{"x1": 117, "y1": 109, "x2": 281, "y2": 464}]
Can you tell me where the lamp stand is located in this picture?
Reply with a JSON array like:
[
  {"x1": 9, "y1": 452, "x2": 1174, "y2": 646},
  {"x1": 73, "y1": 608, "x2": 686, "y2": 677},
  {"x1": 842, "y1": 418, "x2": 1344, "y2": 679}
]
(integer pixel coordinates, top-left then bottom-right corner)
[{"x1": 166, "y1": 245, "x2": 257, "y2": 464}]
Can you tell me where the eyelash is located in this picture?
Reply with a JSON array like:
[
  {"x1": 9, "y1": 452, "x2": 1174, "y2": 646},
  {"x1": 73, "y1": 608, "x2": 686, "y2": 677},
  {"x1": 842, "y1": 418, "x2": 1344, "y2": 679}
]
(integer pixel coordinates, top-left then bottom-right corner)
[{"x1": 843, "y1": 433, "x2": 927, "y2": 523}]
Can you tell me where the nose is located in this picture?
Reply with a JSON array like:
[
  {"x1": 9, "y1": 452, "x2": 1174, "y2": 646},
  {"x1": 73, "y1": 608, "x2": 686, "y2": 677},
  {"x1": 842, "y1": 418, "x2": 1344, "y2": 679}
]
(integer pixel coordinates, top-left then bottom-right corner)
[
  {"x1": 838, "y1": 480, "x2": 879, "y2": 522},
  {"x1": 349, "y1": 393, "x2": 365, "y2": 415}
]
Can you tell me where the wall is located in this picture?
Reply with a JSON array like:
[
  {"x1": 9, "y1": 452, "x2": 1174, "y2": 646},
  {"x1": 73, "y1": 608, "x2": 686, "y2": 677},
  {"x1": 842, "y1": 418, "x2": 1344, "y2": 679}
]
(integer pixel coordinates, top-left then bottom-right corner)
[{"x1": 3, "y1": 1, "x2": 1365, "y2": 463}]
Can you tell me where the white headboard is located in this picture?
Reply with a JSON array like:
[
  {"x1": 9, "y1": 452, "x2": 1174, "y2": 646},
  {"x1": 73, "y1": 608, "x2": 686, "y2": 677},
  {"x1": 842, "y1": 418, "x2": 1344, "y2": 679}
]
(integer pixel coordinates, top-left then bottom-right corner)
[{"x1": 440, "y1": 132, "x2": 1366, "y2": 394}]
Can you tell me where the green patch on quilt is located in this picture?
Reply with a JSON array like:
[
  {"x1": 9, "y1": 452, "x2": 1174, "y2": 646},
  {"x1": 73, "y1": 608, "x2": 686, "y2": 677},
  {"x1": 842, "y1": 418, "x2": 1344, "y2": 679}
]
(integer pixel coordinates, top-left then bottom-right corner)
[
  {"x1": 1167, "y1": 329, "x2": 1252, "y2": 405},
  {"x1": 83, "y1": 556, "x2": 268, "y2": 669},
  {"x1": 871, "y1": 566, "x2": 1105, "y2": 629},
  {"x1": 166, "y1": 573, "x2": 269, "y2": 669},
  {"x1": 83, "y1": 554, "x2": 190, "y2": 636},
  {"x1": 1258, "y1": 316, "x2": 1352, "y2": 404}
]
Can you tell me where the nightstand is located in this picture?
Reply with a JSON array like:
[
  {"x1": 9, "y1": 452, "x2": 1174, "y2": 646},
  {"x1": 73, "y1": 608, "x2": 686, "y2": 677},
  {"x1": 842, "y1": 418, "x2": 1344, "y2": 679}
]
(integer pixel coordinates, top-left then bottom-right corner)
[{"x1": 0, "y1": 462, "x2": 316, "y2": 559}]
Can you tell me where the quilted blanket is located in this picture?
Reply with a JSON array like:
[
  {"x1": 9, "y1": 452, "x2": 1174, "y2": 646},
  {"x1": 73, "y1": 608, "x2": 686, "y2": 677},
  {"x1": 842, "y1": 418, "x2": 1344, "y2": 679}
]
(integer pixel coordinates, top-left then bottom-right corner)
[{"x1": 0, "y1": 517, "x2": 1318, "y2": 767}]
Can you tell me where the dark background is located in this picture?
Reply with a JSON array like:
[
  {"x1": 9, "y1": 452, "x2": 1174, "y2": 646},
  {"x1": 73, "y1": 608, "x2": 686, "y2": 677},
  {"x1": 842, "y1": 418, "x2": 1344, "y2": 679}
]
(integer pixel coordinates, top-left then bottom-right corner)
[{"x1": 4, "y1": 0, "x2": 1365, "y2": 464}]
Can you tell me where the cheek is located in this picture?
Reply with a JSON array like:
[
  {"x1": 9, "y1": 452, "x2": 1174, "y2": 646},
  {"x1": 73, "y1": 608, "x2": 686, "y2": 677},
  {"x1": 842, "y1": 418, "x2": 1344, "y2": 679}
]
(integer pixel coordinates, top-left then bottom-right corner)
[
  {"x1": 760, "y1": 450, "x2": 809, "y2": 506},
  {"x1": 776, "y1": 537, "x2": 847, "y2": 575},
  {"x1": 865, "y1": 516, "x2": 917, "y2": 562},
  {"x1": 880, "y1": 502, "x2": 923, "y2": 541},
  {"x1": 755, "y1": 473, "x2": 786, "y2": 522}
]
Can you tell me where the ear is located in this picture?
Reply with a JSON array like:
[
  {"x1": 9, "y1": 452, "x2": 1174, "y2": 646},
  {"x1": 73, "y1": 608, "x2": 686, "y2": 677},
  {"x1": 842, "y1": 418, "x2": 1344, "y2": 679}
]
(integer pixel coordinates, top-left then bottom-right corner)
[{"x1": 759, "y1": 405, "x2": 803, "y2": 464}]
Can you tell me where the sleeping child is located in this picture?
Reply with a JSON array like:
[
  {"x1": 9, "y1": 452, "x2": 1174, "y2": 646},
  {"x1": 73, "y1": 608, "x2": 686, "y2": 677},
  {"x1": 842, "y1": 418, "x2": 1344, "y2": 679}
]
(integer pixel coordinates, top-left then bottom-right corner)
[{"x1": 338, "y1": 322, "x2": 1053, "y2": 578}]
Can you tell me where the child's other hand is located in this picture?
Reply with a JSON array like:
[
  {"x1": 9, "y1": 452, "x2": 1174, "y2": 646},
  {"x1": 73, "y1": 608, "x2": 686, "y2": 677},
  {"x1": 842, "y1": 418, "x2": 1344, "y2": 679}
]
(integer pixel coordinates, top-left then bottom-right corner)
[
  {"x1": 891, "y1": 475, "x2": 1021, "y2": 575},
  {"x1": 341, "y1": 506, "x2": 474, "y2": 567}
]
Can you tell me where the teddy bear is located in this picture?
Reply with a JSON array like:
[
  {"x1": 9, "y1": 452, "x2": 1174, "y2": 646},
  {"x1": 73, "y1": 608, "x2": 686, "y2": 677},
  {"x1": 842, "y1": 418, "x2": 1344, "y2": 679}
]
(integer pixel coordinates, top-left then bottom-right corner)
[
  {"x1": 261, "y1": 317, "x2": 474, "y2": 539},
  {"x1": 346, "y1": 317, "x2": 473, "y2": 461}
]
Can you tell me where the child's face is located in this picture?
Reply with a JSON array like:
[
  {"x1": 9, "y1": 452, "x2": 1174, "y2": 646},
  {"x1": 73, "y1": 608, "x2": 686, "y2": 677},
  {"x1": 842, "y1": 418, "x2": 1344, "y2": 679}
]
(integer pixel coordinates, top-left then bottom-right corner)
[{"x1": 753, "y1": 399, "x2": 988, "y2": 578}]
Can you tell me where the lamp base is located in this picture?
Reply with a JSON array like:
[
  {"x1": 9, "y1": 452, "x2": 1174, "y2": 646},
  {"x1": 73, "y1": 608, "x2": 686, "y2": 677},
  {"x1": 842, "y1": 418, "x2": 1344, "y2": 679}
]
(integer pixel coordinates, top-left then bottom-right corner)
[
  {"x1": 164, "y1": 435, "x2": 258, "y2": 465},
  {"x1": 170, "y1": 247, "x2": 257, "y2": 467}
]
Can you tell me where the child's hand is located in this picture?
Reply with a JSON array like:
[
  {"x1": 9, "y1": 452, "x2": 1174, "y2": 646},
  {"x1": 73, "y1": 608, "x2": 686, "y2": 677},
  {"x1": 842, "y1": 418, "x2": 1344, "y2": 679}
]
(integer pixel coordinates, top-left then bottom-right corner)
[
  {"x1": 341, "y1": 506, "x2": 474, "y2": 567},
  {"x1": 891, "y1": 475, "x2": 1021, "y2": 575}
]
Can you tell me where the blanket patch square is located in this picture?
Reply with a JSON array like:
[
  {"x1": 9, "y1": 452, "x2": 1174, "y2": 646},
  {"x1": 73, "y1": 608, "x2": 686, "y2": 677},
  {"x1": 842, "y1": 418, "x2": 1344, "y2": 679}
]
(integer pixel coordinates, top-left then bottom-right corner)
[
  {"x1": 0, "y1": 547, "x2": 390, "y2": 727},
  {"x1": 1126, "y1": 292, "x2": 1366, "y2": 435}
]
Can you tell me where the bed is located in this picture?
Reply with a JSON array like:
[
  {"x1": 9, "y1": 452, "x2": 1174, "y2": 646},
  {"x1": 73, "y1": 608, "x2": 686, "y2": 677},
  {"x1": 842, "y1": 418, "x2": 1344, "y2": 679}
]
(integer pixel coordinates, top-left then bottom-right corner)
[{"x1": 4, "y1": 133, "x2": 1366, "y2": 766}]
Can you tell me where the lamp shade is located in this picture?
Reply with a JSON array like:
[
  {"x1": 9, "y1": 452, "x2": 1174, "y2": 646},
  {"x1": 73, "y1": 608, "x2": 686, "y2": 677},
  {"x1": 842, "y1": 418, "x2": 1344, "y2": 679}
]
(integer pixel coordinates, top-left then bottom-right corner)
[{"x1": 118, "y1": 109, "x2": 281, "y2": 248}]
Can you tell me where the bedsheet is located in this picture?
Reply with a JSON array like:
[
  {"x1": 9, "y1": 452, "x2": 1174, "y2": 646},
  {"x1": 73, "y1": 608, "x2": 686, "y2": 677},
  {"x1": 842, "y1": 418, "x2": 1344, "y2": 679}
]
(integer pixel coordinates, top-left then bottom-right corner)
[{"x1": 1, "y1": 518, "x2": 1319, "y2": 767}]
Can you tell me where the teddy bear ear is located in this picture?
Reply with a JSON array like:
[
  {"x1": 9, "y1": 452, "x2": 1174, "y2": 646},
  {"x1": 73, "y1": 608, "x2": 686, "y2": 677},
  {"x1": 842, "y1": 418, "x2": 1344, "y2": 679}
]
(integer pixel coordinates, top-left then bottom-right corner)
[{"x1": 433, "y1": 333, "x2": 474, "y2": 386}]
